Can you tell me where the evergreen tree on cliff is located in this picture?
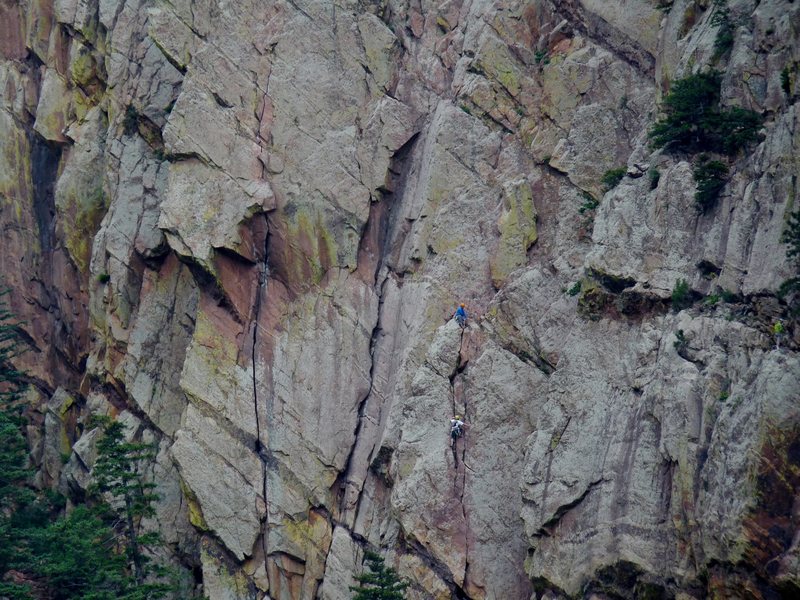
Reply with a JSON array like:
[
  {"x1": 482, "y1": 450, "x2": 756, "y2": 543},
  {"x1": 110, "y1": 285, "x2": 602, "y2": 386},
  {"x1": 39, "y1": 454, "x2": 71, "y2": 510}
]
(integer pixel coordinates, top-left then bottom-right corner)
[
  {"x1": 349, "y1": 550, "x2": 408, "y2": 600},
  {"x1": 90, "y1": 418, "x2": 161, "y2": 586},
  {"x1": 0, "y1": 289, "x2": 37, "y2": 599},
  {"x1": 0, "y1": 290, "x2": 172, "y2": 599}
]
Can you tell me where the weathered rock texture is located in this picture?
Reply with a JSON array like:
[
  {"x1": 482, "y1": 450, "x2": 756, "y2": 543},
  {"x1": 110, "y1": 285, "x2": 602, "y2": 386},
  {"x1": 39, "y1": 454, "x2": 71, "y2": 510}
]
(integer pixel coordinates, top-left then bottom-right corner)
[{"x1": 2, "y1": 0, "x2": 799, "y2": 598}]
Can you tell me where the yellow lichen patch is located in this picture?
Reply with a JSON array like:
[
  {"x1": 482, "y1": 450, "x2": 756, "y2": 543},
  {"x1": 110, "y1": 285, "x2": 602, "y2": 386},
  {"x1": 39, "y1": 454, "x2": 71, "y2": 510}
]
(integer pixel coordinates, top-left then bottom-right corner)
[
  {"x1": 70, "y1": 47, "x2": 97, "y2": 88},
  {"x1": 474, "y1": 42, "x2": 522, "y2": 99},
  {"x1": 69, "y1": 47, "x2": 105, "y2": 114},
  {"x1": 279, "y1": 207, "x2": 339, "y2": 289},
  {"x1": 490, "y1": 180, "x2": 538, "y2": 287},
  {"x1": 279, "y1": 508, "x2": 332, "y2": 564},
  {"x1": 201, "y1": 545, "x2": 251, "y2": 595},
  {"x1": 0, "y1": 116, "x2": 33, "y2": 244},
  {"x1": 72, "y1": 90, "x2": 92, "y2": 122},
  {"x1": 191, "y1": 307, "x2": 238, "y2": 373},
  {"x1": 398, "y1": 553, "x2": 451, "y2": 600},
  {"x1": 181, "y1": 479, "x2": 210, "y2": 530},
  {"x1": 396, "y1": 453, "x2": 418, "y2": 480},
  {"x1": 58, "y1": 394, "x2": 75, "y2": 416},
  {"x1": 284, "y1": 517, "x2": 315, "y2": 547},
  {"x1": 539, "y1": 54, "x2": 588, "y2": 119},
  {"x1": 358, "y1": 14, "x2": 398, "y2": 91},
  {"x1": 63, "y1": 185, "x2": 108, "y2": 274}
]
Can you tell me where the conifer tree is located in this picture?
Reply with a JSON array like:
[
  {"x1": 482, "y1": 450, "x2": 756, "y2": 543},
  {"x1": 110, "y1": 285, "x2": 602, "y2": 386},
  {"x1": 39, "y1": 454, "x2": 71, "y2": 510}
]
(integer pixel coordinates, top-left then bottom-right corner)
[
  {"x1": 90, "y1": 418, "x2": 160, "y2": 585},
  {"x1": 0, "y1": 289, "x2": 25, "y2": 405},
  {"x1": 349, "y1": 550, "x2": 408, "y2": 600},
  {"x1": 0, "y1": 288, "x2": 35, "y2": 599},
  {"x1": 649, "y1": 71, "x2": 762, "y2": 155},
  {"x1": 782, "y1": 208, "x2": 800, "y2": 261},
  {"x1": 0, "y1": 290, "x2": 174, "y2": 599}
]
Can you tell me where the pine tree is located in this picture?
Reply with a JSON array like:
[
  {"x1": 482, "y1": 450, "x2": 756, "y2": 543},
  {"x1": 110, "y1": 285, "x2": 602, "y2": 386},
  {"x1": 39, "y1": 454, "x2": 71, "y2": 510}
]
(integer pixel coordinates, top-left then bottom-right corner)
[
  {"x1": 649, "y1": 72, "x2": 722, "y2": 152},
  {"x1": 90, "y1": 418, "x2": 160, "y2": 585},
  {"x1": 28, "y1": 505, "x2": 129, "y2": 600},
  {"x1": 649, "y1": 71, "x2": 762, "y2": 155},
  {"x1": 782, "y1": 208, "x2": 800, "y2": 261},
  {"x1": 349, "y1": 550, "x2": 408, "y2": 600},
  {"x1": 0, "y1": 288, "x2": 25, "y2": 406},
  {"x1": 0, "y1": 288, "x2": 35, "y2": 599},
  {"x1": 27, "y1": 504, "x2": 172, "y2": 600},
  {"x1": 0, "y1": 290, "x2": 174, "y2": 599}
]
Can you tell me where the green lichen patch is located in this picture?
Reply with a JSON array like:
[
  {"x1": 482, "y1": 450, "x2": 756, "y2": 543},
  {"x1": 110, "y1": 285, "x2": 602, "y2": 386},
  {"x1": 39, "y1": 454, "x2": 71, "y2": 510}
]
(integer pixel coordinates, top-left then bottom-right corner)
[
  {"x1": 490, "y1": 181, "x2": 538, "y2": 287},
  {"x1": 471, "y1": 42, "x2": 523, "y2": 99},
  {"x1": 271, "y1": 205, "x2": 342, "y2": 292},
  {"x1": 63, "y1": 185, "x2": 109, "y2": 274},
  {"x1": 180, "y1": 479, "x2": 209, "y2": 531}
]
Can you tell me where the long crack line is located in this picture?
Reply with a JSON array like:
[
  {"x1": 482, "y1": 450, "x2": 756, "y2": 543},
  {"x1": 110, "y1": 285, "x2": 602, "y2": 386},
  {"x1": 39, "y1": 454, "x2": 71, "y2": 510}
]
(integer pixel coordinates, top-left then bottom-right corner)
[
  {"x1": 252, "y1": 260, "x2": 271, "y2": 585},
  {"x1": 456, "y1": 328, "x2": 469, "y2": 591}
]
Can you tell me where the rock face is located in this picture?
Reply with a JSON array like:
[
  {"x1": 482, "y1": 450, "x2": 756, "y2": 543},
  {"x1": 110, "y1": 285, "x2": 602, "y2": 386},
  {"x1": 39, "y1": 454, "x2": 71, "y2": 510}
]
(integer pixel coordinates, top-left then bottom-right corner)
[{"x1": 3, "y1": 0, "x2": 800, "y2": 598}]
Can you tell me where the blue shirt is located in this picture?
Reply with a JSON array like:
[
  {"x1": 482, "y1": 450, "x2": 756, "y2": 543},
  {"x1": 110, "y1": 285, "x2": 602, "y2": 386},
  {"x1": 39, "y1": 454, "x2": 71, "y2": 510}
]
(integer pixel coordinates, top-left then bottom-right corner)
[{"x1": 455, "y1": 306, "x2": 467, "y2": 318}]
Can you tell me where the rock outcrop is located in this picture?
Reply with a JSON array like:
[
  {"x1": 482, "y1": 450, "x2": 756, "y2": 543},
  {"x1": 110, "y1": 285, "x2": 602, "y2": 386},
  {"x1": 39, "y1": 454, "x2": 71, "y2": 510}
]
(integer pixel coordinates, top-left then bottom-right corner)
[{"x1": 2, "y1": 0, "x2": 799, "y2": 598}]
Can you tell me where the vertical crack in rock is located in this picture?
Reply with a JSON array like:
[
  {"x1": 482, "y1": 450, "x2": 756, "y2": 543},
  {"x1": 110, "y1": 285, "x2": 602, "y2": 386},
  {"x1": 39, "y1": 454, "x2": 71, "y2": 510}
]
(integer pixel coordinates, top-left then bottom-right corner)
[
  {"x1": 332, "y1": 131, "x2": 420, "y2": 527},
  {"x1": 448, "y1": 332, "x2": 463, "y2": 469},
  {"x1": 250, "y1": 50, "x2": 274, "y2": 583},
  {"x1": 336, "y1": 270, "x2": 386, "y2": 523},
  {"x1": 539, "y1": 415, "x2": 572, "y2": 527},
  {"x1": 251, "y1": 227, "x2": 271, "y2": 588},
  {"x1": 447, "y1": 328, "x2": 470, "y2": 587},
  {"x1": 457, "y1": 330, "x2": 471, "y2": 592},
  {"x1": 340, "y1": 273, "x2": 396, "y2": 535}
]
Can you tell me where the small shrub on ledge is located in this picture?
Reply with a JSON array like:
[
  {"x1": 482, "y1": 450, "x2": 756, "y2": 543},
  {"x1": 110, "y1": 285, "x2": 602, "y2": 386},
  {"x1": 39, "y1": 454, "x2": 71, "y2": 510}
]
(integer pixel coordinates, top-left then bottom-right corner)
[
  {"x1": 601, "y1": 167, "x2": 626, "y2": 191},
  {"x1": 578, "y1": 192, "x2": 599, "y2": 214},
  {"x1": 671, "y1": 278, "x2": 692, "y2": 312},
  {"x1": 693, "y1": 156, "x2": 729, "y2": 213},
  {"x1": 710, "y1": 0, "x2": 734, "y2": 62},
  {"x1": 648, "y1": 168, "x2": 660, "y2": 190}
]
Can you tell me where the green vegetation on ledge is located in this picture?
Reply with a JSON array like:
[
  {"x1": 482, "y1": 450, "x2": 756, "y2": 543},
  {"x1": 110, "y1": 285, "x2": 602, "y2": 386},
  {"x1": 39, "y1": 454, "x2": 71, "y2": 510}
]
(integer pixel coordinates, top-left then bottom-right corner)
[
  {"x1": 350, "y1": 550, "x2": 408, "y2": 599},
  {"x1": 649, "y1": 71, "x2": 762, "y2": 213},
  {"x1": 693, "y1": 156, "x2": 729, "y2": 213},
  {"x1": 649, "y1": 71, "x2": 762, "y2": 155},
  {"x1": 671, "y1": 278, "x2": 692, "y2": 312},
  {"x1": 711, "y1": 0, "x2": 734, "y2": 62},
  {"x1": 601, "y1": 167, "x2": 626, "y2": 191}
]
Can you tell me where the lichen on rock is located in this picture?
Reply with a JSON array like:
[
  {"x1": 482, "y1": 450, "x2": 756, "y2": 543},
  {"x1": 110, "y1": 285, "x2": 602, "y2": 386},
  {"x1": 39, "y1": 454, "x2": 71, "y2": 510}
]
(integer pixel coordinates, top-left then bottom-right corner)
[{"x1": 3, "y1": 0, "x2": 800, "y2": 598}]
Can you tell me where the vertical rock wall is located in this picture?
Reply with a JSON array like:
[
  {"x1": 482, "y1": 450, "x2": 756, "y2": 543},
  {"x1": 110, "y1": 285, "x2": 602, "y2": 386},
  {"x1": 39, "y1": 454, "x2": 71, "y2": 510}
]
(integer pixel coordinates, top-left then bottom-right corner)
[{"x1": 2, "y1": 0, "x2": 799, "y2": 598}]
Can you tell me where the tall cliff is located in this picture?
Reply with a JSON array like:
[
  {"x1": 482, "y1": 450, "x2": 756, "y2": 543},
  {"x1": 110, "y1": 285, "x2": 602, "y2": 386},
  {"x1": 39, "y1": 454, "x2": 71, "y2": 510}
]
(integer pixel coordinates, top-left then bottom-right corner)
[{"x1": 2, "y1": 0, "x2": 799, "y2": 598}]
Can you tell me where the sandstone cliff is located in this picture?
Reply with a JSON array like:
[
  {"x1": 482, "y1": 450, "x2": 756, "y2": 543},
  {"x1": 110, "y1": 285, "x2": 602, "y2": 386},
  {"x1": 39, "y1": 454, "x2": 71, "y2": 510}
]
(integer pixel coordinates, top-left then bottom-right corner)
[{"x1": 1, "y1": 0, "x2": 799, "y2": 598}]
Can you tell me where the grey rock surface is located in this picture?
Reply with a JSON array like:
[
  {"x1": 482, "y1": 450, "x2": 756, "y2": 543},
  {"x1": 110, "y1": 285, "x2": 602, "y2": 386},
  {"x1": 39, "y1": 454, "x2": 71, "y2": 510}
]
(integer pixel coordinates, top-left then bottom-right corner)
[{"x1": 2, "y1": 0, "x2": 799, "y2": 598}]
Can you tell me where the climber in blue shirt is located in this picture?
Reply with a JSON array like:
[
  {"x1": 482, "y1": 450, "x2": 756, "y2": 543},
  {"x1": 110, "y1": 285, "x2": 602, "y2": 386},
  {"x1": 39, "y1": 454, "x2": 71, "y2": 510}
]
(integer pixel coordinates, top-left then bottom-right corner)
[{"x1": 454, "y1": 303, "x2": 467, "y2": 328}]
